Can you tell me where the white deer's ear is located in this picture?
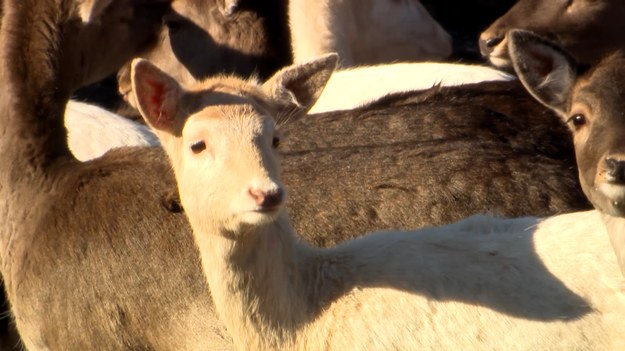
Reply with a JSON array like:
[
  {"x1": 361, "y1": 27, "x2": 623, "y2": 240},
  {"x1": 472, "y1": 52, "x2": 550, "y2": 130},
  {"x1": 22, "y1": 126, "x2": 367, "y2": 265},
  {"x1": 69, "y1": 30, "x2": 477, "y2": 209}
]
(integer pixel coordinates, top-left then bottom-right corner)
[
  {"x1": 131, "y1": 58, "x2": 182, "y2": 134},
  {"x1": 264, "y1": 53, "x2": 338, "y2": 114},
  {"x1": 508, "y1": 30, "x2": 577, "y2": 115}
]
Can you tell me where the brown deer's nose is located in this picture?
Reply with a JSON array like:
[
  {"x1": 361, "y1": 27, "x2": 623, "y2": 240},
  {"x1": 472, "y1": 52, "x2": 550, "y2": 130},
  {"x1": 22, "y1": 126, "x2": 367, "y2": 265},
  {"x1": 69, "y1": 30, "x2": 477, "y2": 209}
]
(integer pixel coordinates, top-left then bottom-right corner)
[
  {"x1": 605, "y1": 158, "x2": 625, "y2": 184},
  {"x1": 479, "y1": 34, "x2": 504, "y2": 57},
  {"x1": 249, "y1": 187, "x2": 285, "y2": 209}
]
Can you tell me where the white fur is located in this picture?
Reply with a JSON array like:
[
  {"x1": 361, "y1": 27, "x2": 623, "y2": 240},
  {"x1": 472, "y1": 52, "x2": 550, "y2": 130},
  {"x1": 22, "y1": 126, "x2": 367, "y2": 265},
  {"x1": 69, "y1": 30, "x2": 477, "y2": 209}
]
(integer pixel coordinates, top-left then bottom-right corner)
[
  {"x1": 289, "y1": 0, "x2": 452, "y2": 67},
  {"x1": 310, "y1": 62, "x2": 514, "y2": 113},
  {"x1": 136, "y1": 56, "x2": 625, "y2": 350},
  {"x1": 65, "y1": 100, "x2": 158, "y2": 161},
  {"x1": 195, "y1": 206, "x2": 625, "y2": 350}
]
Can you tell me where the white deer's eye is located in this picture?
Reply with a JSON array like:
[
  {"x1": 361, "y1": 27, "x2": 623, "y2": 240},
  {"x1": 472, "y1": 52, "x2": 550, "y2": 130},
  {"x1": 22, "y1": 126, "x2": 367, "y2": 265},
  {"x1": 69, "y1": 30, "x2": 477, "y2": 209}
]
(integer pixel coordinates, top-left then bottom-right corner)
[{"x1": 190, "y1": 140, "x2": 207, "y2": 154}]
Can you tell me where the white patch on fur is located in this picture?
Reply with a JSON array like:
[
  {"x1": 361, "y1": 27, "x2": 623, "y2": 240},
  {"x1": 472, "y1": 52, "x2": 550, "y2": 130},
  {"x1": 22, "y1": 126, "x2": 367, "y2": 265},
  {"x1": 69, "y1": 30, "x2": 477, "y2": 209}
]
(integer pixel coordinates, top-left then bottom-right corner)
[
  {"x1": 310, "y1": 62, "x2": 514, "y2": 113},
  {"x1": 598, "y1": 183, "x2": 625, "y2": 203},
  {"x1": 65, "y1": 101, "x2": 159, "y2": 161}
]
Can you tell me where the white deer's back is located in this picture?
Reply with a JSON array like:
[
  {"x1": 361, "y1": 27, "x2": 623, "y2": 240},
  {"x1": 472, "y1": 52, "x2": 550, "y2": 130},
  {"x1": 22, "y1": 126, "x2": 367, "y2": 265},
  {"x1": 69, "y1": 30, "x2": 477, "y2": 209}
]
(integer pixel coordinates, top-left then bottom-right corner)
[{"x1": 295, "y1": 211, "x2": 624, "y2": 350}]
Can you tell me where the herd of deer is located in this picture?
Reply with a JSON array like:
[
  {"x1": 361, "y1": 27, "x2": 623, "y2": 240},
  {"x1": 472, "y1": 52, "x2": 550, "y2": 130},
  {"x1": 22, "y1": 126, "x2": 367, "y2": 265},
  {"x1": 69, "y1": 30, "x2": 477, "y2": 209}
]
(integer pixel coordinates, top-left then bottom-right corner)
[{"x1": 1, "y1": 0, "x2": 624, "y2": 350}]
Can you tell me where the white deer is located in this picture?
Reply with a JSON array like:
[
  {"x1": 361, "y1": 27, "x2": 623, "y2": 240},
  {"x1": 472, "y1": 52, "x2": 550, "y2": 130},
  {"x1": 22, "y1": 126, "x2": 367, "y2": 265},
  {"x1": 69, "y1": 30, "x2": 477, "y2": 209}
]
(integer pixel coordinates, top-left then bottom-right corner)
[{"x1": 131, "y1": 48, "x2": 625, "y2": 350}]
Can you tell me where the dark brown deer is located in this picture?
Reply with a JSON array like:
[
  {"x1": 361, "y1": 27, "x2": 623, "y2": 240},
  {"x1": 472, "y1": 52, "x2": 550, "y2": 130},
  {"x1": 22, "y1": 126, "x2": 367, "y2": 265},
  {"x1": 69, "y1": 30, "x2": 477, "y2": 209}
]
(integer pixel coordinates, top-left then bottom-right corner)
[
  {"x1": 479, "y1": 0, "x2": 625, "y2": 69},
  {"x1": 0, "y1": 1, "x2": 589, "y2": 350}
]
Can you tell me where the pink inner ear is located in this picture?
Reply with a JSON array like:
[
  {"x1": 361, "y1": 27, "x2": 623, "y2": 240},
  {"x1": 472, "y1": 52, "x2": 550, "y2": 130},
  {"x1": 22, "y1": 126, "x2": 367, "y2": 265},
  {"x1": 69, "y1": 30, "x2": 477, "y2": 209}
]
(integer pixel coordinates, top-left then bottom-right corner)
[
  {"x1": 144, "y1": 78, "x2": 175, "y2": 129},
  {"x1": 147, "y1": 79, "x2": 166, "y2": 119},
  {"x1": 148, "y1": 79, "x2": 165, "y2": 109}
]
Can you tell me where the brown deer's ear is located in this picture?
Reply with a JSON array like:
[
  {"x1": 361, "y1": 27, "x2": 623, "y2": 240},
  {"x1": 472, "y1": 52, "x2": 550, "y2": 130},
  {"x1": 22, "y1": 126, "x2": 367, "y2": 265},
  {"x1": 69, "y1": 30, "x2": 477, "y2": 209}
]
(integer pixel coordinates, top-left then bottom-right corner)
[
  {"x1": 508, "y1": 29, "x2": 577, "y2": 115},
  {"x1": 264, "y1": 53, "x2": 338, "y2": 115},
  {"x1": 131, "y1": 58, "x2": 182, "y2": 134}
]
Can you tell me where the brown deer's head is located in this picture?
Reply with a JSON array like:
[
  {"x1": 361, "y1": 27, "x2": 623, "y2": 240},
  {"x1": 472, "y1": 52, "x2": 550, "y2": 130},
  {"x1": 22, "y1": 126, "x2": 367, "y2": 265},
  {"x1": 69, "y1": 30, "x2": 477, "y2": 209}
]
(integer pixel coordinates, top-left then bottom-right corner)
[
  {"x1": 481, "y1": 0, "x2": 625, "y2": 68},
  {"x1": 509, "y1": 30, "x2": 625, "y2": 217}
]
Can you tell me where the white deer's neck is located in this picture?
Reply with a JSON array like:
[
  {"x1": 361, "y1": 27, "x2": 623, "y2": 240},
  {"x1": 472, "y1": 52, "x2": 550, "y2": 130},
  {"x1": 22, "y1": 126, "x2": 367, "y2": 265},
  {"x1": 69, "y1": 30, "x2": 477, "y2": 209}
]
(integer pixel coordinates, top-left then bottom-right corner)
[
  {"x1": 601, "y1": 213, "x2": 625, "y2": 276},
  {"x1": 192, "y1": 213, "x2": 324, "y2": 350}
]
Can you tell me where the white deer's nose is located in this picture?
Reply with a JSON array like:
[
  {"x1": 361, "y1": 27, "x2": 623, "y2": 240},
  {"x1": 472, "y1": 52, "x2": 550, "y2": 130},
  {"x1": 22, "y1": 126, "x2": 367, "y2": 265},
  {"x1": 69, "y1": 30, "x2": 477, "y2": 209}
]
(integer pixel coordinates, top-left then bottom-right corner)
[{"x1": 248, "y1": 182, "x2": 285, "y2": 210}]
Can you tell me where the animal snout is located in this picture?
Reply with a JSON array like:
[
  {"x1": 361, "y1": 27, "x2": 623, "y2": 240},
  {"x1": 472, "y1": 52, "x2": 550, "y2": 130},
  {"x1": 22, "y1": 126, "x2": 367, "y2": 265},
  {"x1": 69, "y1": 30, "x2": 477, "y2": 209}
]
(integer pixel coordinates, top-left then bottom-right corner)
[
  {"x1": 605, "y1": 157, "x2": 625, "y2": 185},
  {"x1": 249, "y1": 187, "x2": 285, "y2": 210},
  {"x1": 479, "y1": 33, "x2": 504, "y2": 57}
]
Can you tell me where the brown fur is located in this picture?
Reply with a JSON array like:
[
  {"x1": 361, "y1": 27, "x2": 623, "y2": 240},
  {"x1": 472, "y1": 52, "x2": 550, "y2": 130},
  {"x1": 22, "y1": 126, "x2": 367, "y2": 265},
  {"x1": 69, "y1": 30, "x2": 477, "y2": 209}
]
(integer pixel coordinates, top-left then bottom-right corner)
[
  {"x1": 480, "y1": 0, "x2": 625, "y2": 68},
  {"x1": 0, "y1": 2, "x2": 589, "y2": 350},
  {"x1": 117, "y1": 0, "x2": 291, "y2": 106},
  {"x1": 282, "y1": 81, "x2": 590, "y2": 244}
]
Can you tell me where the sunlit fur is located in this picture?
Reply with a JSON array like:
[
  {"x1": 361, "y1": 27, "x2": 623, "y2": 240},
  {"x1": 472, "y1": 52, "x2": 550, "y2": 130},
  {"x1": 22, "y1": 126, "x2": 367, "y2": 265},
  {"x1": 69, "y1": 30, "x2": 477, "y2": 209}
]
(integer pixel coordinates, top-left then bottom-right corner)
[
  {"x1": 310, "y1": 62, "x2": 513, "y2": 113},
  {"x1": 140, "y1": 55, "x2": 625, "y2": 350},
  {"x1": 481, "y1": 0, "x2": 625, "y2": 67},
  {"x1": 65, "y1": 101, "x2": 158, "y2": 161},
  {"x1": 175, "y1": 103, "x2": 283, "y2": 234},
  {"x1": 289, "y1": 0, "x2": 451, "y2": 67}
]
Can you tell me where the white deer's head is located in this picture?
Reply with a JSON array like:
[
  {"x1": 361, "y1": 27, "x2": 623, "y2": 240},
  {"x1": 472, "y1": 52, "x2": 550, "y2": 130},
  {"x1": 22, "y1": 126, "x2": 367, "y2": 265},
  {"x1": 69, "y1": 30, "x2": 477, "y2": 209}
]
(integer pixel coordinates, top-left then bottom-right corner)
[{"x1": 131, "y1": 54, "x2": 337, "y2": 235}]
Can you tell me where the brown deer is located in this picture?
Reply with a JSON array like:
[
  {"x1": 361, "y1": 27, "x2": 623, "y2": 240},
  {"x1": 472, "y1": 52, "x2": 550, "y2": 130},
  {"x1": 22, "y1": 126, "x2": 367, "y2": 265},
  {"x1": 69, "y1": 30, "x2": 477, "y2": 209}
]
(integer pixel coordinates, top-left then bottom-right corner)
[
  {"x1": 479, "y1": 0, "x2": 625, "y2": 68},
  {"x1": 508, "y1": 29, "x2": 625, "y2": 276}
]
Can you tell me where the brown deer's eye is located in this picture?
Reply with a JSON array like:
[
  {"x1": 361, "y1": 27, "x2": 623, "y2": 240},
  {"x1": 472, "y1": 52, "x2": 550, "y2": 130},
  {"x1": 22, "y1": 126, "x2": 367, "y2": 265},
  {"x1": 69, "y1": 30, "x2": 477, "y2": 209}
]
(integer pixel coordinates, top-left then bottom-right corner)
[
  {"x1": 272, "y1": 136, "x2": 281, "y2": 148},
  {"x1": 190, "y1": 140, "x2": 207, "y2": 154},
  {"x1": 568, "y1": 114, "x2": 587, "y2": 129}
]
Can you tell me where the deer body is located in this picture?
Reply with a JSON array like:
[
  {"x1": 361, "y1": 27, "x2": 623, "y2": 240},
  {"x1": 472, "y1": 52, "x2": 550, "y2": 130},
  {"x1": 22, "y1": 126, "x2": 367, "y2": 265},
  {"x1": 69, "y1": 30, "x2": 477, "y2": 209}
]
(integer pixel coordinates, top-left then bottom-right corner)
[
  {"x1": 65, "y1": 100, "x2": 158, "y2": 161},
  {"x1": 309, "y1": 62, "x2": 513, "y2": 114},
  {"x1": 288, "y1": 0, "x2": 451, "y2": 67},
  {"x1": 132, "y1": 37, "x2": 625, "y2": 349},
  {"x1": 197, "y1": 210, "x2": 622, "y2": 351}
]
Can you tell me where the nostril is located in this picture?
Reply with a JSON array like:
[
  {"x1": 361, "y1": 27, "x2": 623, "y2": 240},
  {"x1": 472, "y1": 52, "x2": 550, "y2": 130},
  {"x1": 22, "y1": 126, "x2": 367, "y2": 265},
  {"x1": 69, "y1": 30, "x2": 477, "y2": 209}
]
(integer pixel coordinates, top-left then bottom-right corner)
[
  {"x1": 605, "y1": 158, "x2": 625, "y2": 184},
  {"x1": 478, "y1": 34, "x2": 504, "y2": 56},
  {"x1": 485, "y1": 36, "x2": 504, "y2": 48},
  {"x1": 260, "y1": 188, "x2": 284, "y2": 209},
  {"x1": 249, "y1": 187, "x2": 284, "y2": 208},
  {"x1": 249, "y1": 188, "x2": 266, "y2": 205}
]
